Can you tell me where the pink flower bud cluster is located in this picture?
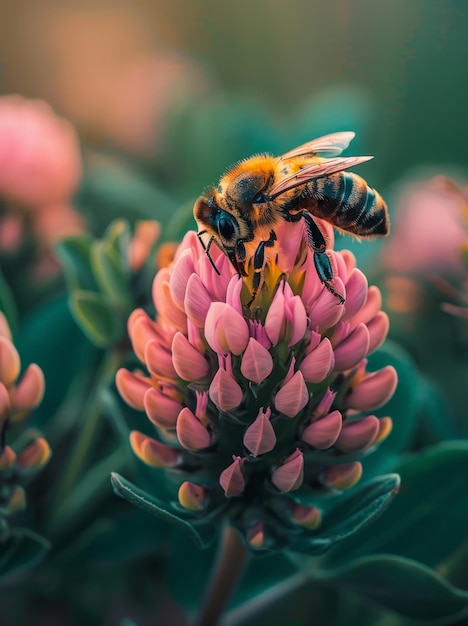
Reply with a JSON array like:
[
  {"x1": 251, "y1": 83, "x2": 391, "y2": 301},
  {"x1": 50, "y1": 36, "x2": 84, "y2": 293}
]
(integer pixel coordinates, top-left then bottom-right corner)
[
  {"x1": 0, "y1": 96, "x2": 84, "y2": 259},
  {"x1": 117, "y1": 220, "x2": 397, "y2": 551},
  {"x1": 0, "y1": 312, "x2": 50, "y2": 517}
]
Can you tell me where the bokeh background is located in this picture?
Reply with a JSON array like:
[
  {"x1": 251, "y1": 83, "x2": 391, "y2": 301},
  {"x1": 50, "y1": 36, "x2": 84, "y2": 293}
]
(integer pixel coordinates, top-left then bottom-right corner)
[{"x1": 1, "y1": 1, "x2": 468, "y2": 625}]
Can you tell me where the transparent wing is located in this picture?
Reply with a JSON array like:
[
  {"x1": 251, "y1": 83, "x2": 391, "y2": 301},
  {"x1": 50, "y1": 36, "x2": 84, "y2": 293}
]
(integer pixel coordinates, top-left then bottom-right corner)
[
  {"x1": 269, "y1": 155, "x2": 373, "y2": 198},
  {"x1": 279, "y1": 131, "x2": 356, "y2": 161}
]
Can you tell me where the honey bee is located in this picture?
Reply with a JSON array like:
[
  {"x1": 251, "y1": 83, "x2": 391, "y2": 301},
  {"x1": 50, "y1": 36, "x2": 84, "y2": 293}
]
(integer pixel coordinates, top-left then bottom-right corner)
[{"x1": 194, "y1": 132, "x2": 389, "y2": 305}]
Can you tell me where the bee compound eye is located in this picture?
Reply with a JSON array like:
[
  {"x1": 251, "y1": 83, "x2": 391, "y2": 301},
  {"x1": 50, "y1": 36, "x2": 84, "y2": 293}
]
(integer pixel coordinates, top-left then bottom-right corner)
[{"x1": 218, "y1": 216, "x2": 236, "y2": 242}]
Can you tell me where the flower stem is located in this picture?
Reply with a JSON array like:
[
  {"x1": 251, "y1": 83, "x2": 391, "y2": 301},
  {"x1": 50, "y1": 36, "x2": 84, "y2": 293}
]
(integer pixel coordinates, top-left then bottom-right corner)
[
  {"x1": 54, "y1": 349, "x2": 121, "y2": 506},
  {"x1": 192, "y1": 525, "x2": 249, "y2": 626}
]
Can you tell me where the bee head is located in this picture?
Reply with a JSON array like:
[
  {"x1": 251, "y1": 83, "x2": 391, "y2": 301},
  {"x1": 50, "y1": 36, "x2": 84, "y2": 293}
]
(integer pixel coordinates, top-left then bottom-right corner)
[{"x1": 194, "y1": 195, "x2": 246, "y2": 249}]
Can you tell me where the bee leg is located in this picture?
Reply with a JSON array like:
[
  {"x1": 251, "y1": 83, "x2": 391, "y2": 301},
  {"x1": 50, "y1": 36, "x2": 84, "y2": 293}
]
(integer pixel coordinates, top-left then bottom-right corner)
[
  {"x1": 303, "y1": 213, "x2": 345, "y2": 305},
  {"x1": 246, "y1": 231, "x2": 277, "y2": 307},
  {"x1": 197, "y1": 231, "x2": 221, "y2": 276}
]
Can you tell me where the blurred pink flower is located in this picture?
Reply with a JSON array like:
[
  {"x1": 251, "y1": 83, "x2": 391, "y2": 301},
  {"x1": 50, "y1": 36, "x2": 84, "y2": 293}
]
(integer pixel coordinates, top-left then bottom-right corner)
[
  {"x1": 0, "y1": 95, "x2": 82, "y2": 207},
  {"x1": 117, "y1": 218, "x2": 397, "y2": 551},
  {"x1": 381, "y1": 177, "x2": 467, "y2": 276}
]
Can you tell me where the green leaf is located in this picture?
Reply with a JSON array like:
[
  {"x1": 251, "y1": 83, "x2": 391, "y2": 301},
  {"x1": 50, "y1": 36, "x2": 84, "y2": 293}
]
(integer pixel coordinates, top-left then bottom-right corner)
[
  {"x1": 361, "y1": 341, "x2": 419, "y2": 477},
  {"x1": 110, "y1": 473, "x2": 214, "y2": 549},
  {"x1": 90, "y1": 240, "x2": 132, "y2": 311},
  {"x1": 0, "y1": 528, "x2": 51, "y2": 580},
  {"x1": 322, "y1": 554, "x2": 468, "y2": 623},
  {"x1": 327, "y1": 441, "x2": 468, "y2": 568},
  {"x1": 291, "y1": 474, "x2": 400, "y2": 556},
  {"x1": 69, "y1": 290, "x2": 123, "y2": 347},
  {"x1": 55, "y1": 234, "x2": 97, "y2": 292},
  {"x1": 16, "y1": 296, "x2": 97, "y2": 429}
]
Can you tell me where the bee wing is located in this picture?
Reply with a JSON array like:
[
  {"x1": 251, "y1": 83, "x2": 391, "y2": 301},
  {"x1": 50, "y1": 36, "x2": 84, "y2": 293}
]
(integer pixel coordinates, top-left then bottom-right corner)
[
  {"x1": 269, "y1": 155, "x2": 373, "y2": 198},
  {"x1": 279, "y1": 131, "x2": 356, "y2": 160}
]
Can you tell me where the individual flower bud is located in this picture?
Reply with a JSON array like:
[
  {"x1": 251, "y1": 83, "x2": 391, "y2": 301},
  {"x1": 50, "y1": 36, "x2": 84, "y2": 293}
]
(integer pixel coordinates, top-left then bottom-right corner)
[
  {"x1": 334, "y1": 416, "x2": 380, "y2": 453},
  {"x1": 240, "y1": 338, "x2": 273, "y2": 384},
  {"x1": 205, "y1": 302, "x2": 249, "y2": 355},
  {"x1": 171, "y1": 332, "x2": 210, "y2": 382},
  {"x1": 0, "y1": 382, "x2": 11, "y2": 424},
  {"x1": 130, "y1": 431, "x2": 179, "y2": 467},
  {"x1": 274, "y1": 371, "x2": 309, "y2": 418},
  {"x1": 302, "y1": 410, "x2": 342, "y2": 449},
  {"x1": 0, "y1": 312, "x2": 12, "y2": 340},
  {"x1": 292, "y1": 504, "x2": 321, "y2": 530},
  {"x1": 299, "y1": 338, "x2": 335, "y2": 383},
  {"x1": 209, "y1": 368, "x2": 243, "y2": 411},
  {"x1": 0, "y1": 336, "x2": 21, "y2": 387},
  {"x1": 321, "y1": 462, "x2": 363, "y2": 490},
  {"x1": 271, "y1": 449, "x2": 304, "y2": 492},
  {"x1": 375, "y1": 416, "x2": 393, "y2": 444},
  {"x1": 219, "y1": 456, "x2": 246, "y2": 497},
  {"x1": 178, "y1": 481, "x2": 206, "y2": 511},
  {"x1": 243, "y1": 407, "x2": 276, "y2": 456},
  {"x1": 176, "y1": 407, "x2": 211, "y2": 451},
  {"x1": 144, "y1": 387, "x2": 182, "y2": 429},
  {"x1": 16, "y1": 437, "x2": 51, "y2": 472},
  {"x1": 345, "y1": 366, "x2": 398, "y2": 411},
  {"x1": 115, "y1": 369, "x2": 151, "y2": 411},
  {"x1": 247, "y1": 522, "x2": 265, "y2": 550},
  {"x1": 0, "y1": 446, "x2": 16, "y2": 472},
  {"x1": 11, "y1": 364, "x2": 45, "y2": 413}
]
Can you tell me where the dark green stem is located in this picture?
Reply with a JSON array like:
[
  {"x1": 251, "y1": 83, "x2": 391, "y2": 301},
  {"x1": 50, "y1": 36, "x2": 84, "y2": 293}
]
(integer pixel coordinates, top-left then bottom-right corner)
[
  {"x1": 192, "y1": 525, "x2": 249, "y2": 626},
  {"x1": 54, "y1": 349, "x2": 121, "y2": 506}
]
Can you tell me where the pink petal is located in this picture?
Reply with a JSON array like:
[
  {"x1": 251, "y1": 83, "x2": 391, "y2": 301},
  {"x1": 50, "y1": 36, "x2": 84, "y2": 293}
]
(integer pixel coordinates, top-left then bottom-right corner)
[
  {"x1": 302, "y1": 410, "x2": 342, "y2": 449},
  {"x1": 287, "y1": 295, "x2": 308, "y2": 346},
  {"x1": 171, "y1": 332, "x2": 210, "y2": 382},
  {"x1": 0, "y1": 445, "x2": 16, "y2": 471},
  {"x1": 11, "y1": 364, "x2": 45, "y2": 411},
  {"x1": 225, "y1": 275, "x2": 244, "y2": 315},
  {"x1": 300, "y1": 338, "x2": 334, "y2": 383},
  {"x1": 264, "y1": 285, "x2": 285, "y2": 346},
  {"x1": 0, "y1": 382, "x2": 10, "y2": 422},
  {"x1": 321, "y1": 462, "x2": 363, "y2": 490},
  {"x1": 367, "y1": 312, "x2": 390, "y2": 354},
  {"x1": 209, "y1": 368, "x2": 243, "y2": 411},
  {"x1": 169, "y1": 249, "x2": 195, "y2": 310},
  {"x1": 219, "y1": 456, "x2": 245, "y2": 496},
  {"x1": 205, "y1": 303, "x2": 249, "y2": 355},
  {"x1": 335, "y1": 416, "x2": 380, "y2": 453},
  {"x1": 308, "y1": 278, "x2": 345, "y2": 330},
  {"x1": 274, "y1": 370, "x2": 309, "y2": 418},
  {"x1": 145, "y1": 339, "x2": 177, "y2": 379},
  {"x1": 0, "y1": 336, "x2": 20, "y2": 386},
  {"x1": 344, "y1": 366, "x2": 398, "y2": 411},
  {"x1": 152, "y1": 272, "x2": 187, "y2": 332},
  {"x1": 184, "y1": 273, "x2": 213, "y2": 327},
  {"x1": 240, "y1": 338, "x2": 273, "y2": 384},
  {"x1": 116, "y1": 369, "x2": 151, "y2": 411},
  {"x1": 333, "y1": 323, "x2": 370, "y2": 371},
  {"x1": 351, "y1": 286, "x2": 382, "y2": 327},
  {"x1": 127, "y1": 309, "x2": 150, "y2": 361},
  {"x1": 130, "y1": 430, "x2": 179, "y2": 467},
  {"x1": 313, "y1": 388, "x2": 336, "y2": 418},
  {"x1": 144, "y1": 387, "x2": 182, "y2": 429},
  {"x1": 178, "y1": 481, "x2": 207, "y2": 511},
  {"x1": 342, "y1": 268, "x2": 368, "y2": 321},
  {"x1": 271, "y1": 448, "x2": 304, "y2": 492},
  {"x1": 176, "y1": 407, "x2": 211, "y2": 450},
  {"x1": 243, "y1": 408, "x2": 276, "y2": 456}
]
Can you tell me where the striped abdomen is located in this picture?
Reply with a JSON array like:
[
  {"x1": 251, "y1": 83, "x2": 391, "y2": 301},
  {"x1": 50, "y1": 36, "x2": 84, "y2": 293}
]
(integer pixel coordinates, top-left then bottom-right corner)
[{"x1": 302, "y1": 171, "x2": 389, "y2": 236}]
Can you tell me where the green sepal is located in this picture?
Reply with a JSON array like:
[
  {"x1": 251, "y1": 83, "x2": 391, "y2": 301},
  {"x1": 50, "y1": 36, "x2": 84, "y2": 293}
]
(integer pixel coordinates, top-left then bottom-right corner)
[
  {"x1": 0, "y1": 527, "x2": 51, "y2": 580},
  {"x1": 318, "y1": 554, "x2": 468, "y2": 623},
  {"x1": 103, "y1": 219, "x2": 132, "y2": 266},
  {"x1": 55, "y1": 234, "x2": 97, "y2": 292},
  {"x1": 90, "y1": 240, "x2": 133, "y2": 311},
  {"x1": 69, "y1": 289, "x2": 123, "y2": 347},
  {"x1": 110, "y1": 473, "x2": 216, "y2": 549}
]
